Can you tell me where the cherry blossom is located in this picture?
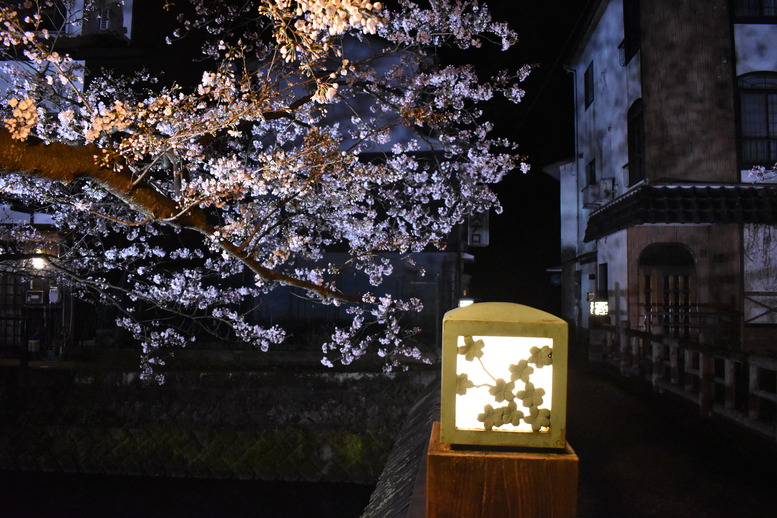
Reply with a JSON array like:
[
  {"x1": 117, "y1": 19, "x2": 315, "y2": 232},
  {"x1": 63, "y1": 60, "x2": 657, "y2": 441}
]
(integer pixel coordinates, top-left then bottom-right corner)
[{"x1": 0, "y1": 1, "x2": 531, "y2": 377}]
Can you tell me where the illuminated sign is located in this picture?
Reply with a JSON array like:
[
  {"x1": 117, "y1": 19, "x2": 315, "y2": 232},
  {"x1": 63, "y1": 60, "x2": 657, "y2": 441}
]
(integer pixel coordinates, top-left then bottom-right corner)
[{"x1": 589, "y1": 300, "x2": 609, "y2": 316}]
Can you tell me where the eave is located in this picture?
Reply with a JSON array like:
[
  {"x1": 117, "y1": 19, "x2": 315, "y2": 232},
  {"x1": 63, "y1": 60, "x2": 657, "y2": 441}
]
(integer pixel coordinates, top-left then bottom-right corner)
[{"x1": 584, "y1": 184, "x2": 777, "y2": 242}]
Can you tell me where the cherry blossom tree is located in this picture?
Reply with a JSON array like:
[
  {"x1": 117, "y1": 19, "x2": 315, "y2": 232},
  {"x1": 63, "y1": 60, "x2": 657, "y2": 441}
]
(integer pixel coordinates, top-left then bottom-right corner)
[
  {"x1": 0, "y1": 0, "x2": 530, "y2": 378},
  {"x1": 750, "y1": 164, "x2": 777, "y2": 182}
]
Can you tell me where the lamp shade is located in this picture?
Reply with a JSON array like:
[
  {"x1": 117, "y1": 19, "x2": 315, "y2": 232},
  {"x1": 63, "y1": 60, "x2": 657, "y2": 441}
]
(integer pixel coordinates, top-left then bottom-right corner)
[{"x1": 440, "y1": 302, "x2": 568, "y2": 449}]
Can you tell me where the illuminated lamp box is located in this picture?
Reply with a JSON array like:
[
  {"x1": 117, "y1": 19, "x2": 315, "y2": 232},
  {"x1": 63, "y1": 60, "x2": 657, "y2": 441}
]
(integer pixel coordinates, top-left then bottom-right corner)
[
  {"x1": 440, "y1": 302, "x2": 568, "y2": 449},
  {"x1": 427, "y1": 302, "x2": 577, "y2": 518}
]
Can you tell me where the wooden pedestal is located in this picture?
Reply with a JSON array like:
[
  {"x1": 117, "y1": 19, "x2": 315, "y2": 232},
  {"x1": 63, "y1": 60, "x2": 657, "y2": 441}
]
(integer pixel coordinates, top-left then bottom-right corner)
[{"x1": 426, "y1": 421, "x2": 578, "y2": 518}]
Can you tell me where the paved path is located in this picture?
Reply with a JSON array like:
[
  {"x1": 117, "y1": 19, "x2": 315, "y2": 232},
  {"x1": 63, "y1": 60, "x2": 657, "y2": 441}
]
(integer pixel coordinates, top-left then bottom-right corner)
[{"x1": 567, "y1": 357, "x2": 777, "y2": 518}]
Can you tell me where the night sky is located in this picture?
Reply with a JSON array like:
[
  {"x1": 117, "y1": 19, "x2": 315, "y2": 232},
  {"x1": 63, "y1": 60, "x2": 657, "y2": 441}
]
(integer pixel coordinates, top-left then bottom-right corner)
[{"x1": 460, "y1": 1, "x2": 592, "y2": 314}]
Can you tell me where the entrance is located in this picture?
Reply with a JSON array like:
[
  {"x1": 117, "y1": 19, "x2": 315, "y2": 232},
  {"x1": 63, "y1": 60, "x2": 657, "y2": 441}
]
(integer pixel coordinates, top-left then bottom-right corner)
[{"x1": 638, "y1": 244, "x2": 696, "y2": 338}]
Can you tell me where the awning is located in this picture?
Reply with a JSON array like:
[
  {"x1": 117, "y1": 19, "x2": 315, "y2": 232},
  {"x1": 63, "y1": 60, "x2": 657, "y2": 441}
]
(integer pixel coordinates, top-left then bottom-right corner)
[{"x1": 584, "y1": 184, "x2": 777, "y2": 242}]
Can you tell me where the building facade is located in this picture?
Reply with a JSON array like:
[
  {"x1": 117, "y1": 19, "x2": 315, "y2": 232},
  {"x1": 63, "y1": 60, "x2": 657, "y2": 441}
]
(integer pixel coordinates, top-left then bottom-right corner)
[
  {"x1": 551, "y1": 0, "x2": 777, "y2": 355},
  {"x1": 0, "y1": 1, "x2": 136, "y2": 358}
]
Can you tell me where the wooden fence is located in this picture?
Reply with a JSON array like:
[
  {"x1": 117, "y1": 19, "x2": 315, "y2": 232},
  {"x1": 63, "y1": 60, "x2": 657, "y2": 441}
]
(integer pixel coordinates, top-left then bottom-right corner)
[{"x1": 595, "y1": 326, "x2": 777, "y2": 441}]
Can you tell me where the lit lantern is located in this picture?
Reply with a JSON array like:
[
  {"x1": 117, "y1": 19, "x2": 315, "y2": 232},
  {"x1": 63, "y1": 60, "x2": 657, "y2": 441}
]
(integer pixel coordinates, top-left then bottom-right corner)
[{"x1": 440, "y1": 302, "x2": 568, "y2": 449}]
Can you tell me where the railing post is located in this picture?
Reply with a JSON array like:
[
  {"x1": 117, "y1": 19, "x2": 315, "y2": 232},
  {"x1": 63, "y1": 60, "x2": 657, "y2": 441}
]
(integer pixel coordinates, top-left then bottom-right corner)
[
  {"x1": 618, "y1": 320, "x2": 629, "y2": 363},
  {"x1": 724, "y1": 358, "x2": 736, "y2": 411},
  {"x1": 749, "y1": 364, "x2": 760, "y2": 421},
  {"x1": 651, "y1": 341, "x2": 663, "y2": 390},
  {"x1": 631, "y1": 335, "x2": 641, "y2": 375},
  {"x1": 620, "y1": 332, "x2": 630, "y2": 376},
  {"x1": 684, "y1": 349, "x2": 695, "y2": 394},
  {"x1": 699, "y1": 352, "x2": 714, "y2": 418},
  {"x1": 670, "y1": 344, "x2": 680, "y2": 385}
]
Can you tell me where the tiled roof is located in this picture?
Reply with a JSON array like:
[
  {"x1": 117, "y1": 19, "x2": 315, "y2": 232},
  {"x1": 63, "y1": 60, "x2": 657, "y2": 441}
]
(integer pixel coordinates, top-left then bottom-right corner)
[{"x1": 584, "y1": 184, "x2": 777, "y2": 241}]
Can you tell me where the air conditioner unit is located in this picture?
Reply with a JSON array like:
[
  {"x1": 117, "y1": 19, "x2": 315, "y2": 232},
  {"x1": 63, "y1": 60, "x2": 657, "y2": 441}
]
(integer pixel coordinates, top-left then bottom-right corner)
[
  {"x1": 582, "y1": 183, "x2": 600, "y2": 208},
  {"x1": 599, "y1": 177, "x2": 615, "y2": 200}
]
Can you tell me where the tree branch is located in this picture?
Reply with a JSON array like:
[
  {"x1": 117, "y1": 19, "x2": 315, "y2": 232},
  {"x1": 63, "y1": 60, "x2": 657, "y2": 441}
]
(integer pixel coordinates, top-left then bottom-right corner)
[{"x1": 0, "y1": 128, "x2": 361, "y2": 303}]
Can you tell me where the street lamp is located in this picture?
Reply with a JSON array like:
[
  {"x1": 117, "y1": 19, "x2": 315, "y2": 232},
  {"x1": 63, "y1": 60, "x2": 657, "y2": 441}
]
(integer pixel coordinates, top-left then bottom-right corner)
[
  {"x1": 31, "y1": 256, "x2": 46, "y2": 270},
  {"x1": 440, "y1": 302, "x2": 568, "y2": 449}
]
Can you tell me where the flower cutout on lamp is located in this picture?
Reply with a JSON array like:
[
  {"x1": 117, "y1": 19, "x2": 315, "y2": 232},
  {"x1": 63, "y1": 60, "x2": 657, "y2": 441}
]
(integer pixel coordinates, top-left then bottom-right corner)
[{"x1": 458, "y1": 335, "x2": 485, "y2": 361}]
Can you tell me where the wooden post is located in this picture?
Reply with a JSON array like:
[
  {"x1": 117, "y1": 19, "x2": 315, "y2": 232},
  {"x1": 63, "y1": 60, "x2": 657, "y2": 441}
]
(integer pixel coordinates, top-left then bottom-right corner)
[{"x1": 426, "y1": 422, "x2": 578, "y2": 518}]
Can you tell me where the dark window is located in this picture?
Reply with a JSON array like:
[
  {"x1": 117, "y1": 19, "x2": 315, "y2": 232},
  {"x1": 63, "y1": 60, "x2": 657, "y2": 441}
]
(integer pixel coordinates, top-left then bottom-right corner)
[
  {"x1": 622, "y1": 0, "x2": 641, "y2": 64},
  {"x1": 627, "y1": 99, "x2": 645, "y2": 185},
  {"x1": 584, "y1": 62, "x2": 594, "y2": 108},
  {"x1": 0, "y1": 273, "x2": 24, "y2": 356},
  {"x1": 734, "y1": 0, "x2": 777, "y2": 22},
  {"x1": 738, "y1": 73, "x2": 777, "y2": 168},
  {"x1": 597, "y1": 263, "x2": 609, "y2": 298},
  {"x1": 586, "y1": 159, "x2": 596, "y2": 186}
]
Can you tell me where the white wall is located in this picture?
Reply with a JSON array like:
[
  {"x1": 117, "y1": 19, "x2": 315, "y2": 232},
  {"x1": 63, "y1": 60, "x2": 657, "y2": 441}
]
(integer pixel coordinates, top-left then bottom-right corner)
[
  {"x1": 736, "y1": 25, "x2": 777, "y2": 324},
  {"x1": 743, "y1": 224, "x2": 777, "y2": 324},
  {"x1": 557, "y1": 161, "x2": 579, "y2": 259},
  {"x1": 566, "y1": 0, "x2": 640, "y2": 330},
  {"x1": 573, "y1": 0, "x2": 642, "y2": 204},
  {"x1": 734, "y1": 23, "x2": 777, "y2": 76},
  {"x1": 735, "y1": 23, "x2": 777, "y2": 181},
  {"x1": 568, "y1": 0, "x2": 643, "y2": 260}
]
